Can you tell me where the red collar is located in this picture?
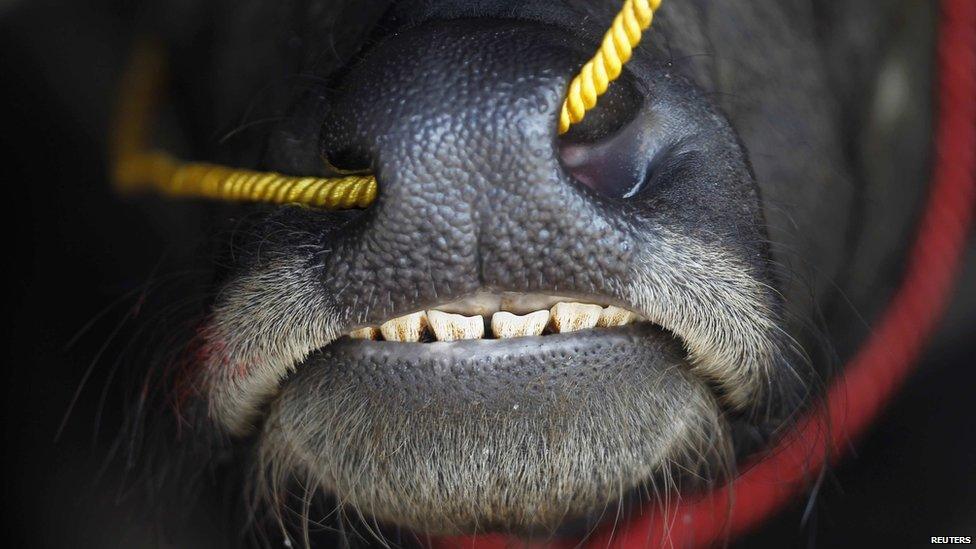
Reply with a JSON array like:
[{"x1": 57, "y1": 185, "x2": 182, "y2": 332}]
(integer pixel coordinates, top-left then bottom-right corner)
[{"x1": 438, "y1": 1, "x2": 976, "y2": 546}]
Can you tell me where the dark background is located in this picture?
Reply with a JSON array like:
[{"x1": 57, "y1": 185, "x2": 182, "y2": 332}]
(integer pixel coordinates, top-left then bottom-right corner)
[{"x1": 3, "y1": 1, "x2": 974, "y2": 547}]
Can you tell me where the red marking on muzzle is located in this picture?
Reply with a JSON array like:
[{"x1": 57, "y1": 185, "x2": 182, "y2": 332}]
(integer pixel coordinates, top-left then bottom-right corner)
[{"x1": 167, "y1": 319, "x2": 240, "y2": 425}]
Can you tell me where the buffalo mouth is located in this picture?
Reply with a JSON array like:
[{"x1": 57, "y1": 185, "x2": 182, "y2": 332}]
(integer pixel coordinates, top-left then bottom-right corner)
[
  {"x1": 201, "y1": 228, "x2": 797, "y2": 534},
  {"x1": 262, "y1": 290, "x2": 697, "y2": 418},
  {"x1": 246, "y1": 290, "x2": 733, "y2": 535},
  {"x1": 254, "y1": 290, "x2": 699, "y2": 418}
]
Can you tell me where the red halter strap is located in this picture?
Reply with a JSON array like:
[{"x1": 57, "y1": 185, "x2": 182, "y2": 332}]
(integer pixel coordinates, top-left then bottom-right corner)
[{"x1": 436, "y1": 0, "x2": 976, "y2": 546}]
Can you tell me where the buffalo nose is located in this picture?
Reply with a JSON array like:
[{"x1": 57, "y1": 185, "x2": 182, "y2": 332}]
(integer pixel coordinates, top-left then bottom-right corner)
[{"x1": 319, "y1": 19, "x2": 638, "y2": 308}]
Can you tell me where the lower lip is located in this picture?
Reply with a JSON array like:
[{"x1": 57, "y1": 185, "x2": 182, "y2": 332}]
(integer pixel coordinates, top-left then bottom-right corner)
[{"x1": 294, "y1": 322, "x2": 686, "y2": 401}]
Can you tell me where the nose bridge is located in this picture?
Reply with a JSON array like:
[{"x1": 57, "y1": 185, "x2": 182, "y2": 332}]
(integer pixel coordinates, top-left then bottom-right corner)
[
  {"x1": 370, "y1": 64, "x2": 568, "y2": 244},
  {"x1": 369, "y1": 25, "x2": 571, "y2": 202}
]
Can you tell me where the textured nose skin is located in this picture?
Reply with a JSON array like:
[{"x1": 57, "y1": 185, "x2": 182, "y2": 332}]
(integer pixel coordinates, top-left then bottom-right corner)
[{"x1": 320, "y1": 20, "x2": 635, "y2": 319}]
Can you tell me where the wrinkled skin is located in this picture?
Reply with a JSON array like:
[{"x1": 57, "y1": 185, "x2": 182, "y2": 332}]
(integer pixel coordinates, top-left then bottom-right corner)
[{"x1": 55, "y1": 0, "x2": 937, "y2": 544}]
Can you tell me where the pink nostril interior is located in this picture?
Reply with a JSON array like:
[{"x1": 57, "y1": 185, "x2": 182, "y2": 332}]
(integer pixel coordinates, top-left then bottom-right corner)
[{"x1": 559, "y1": 117, "x2": 659, "y2": 199}]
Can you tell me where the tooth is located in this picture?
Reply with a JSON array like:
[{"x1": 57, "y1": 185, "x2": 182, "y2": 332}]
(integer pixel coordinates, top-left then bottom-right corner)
[
  {"x1": 349, "y1": 326, "x2": 380, "y2": 340},
  {"x1": 548, "y1": 302, "x2": 603, "y2": 333},
  {"x1": 598, "y1": 305, "x2": 637, "y2": 327},
  {"x1": 427, "y1": 310, "x2": 484, "y2": 341},
  {"x1": 380, "y1": 311, "x2": 428, "y2": 342},
  {"x1": 491, "y1": 310, "x2": 549, "y2": 338}
]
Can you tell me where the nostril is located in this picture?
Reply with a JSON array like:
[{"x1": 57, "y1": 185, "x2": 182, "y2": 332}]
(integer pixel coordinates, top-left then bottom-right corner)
[
  {"x1": 321, "y1": 143, "x2": 373, "y2": 176},
  {"x1": 559, "y1": 116, "x2": 667, "y2": 199},
  {"x1": 319, "y1": 110, "x2": 373, "y2": 175}
]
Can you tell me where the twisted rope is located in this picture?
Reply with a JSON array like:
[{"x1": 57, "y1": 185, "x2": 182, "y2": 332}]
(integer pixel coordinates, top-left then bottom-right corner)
[
  {"x1": 111, "y1": 40, "x2": 377, "y2": 210},
  {"x1": 115, "y1": 151, "x2": 376, "y2": 209},
  {"x1": 558, "y1": 0, "x2": 663, "y2": 134},
  {"x1": 113, "y1": 0, "x2": 662, "y2": 208}
]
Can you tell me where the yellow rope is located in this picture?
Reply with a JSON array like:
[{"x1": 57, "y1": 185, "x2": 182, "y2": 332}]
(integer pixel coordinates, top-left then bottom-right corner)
[
  {"x1": 113, "y1": 0, "x2": 662, "y2": 208},
  {"x1": 111, "y1": 40, "x2": 377, "y2": 210},
  {"x1": 558, "y1": 0, "x2": 662, "y2": 134},
  {"x1": 115, "y1": 151, "x2": 377, "y2": 209}
]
